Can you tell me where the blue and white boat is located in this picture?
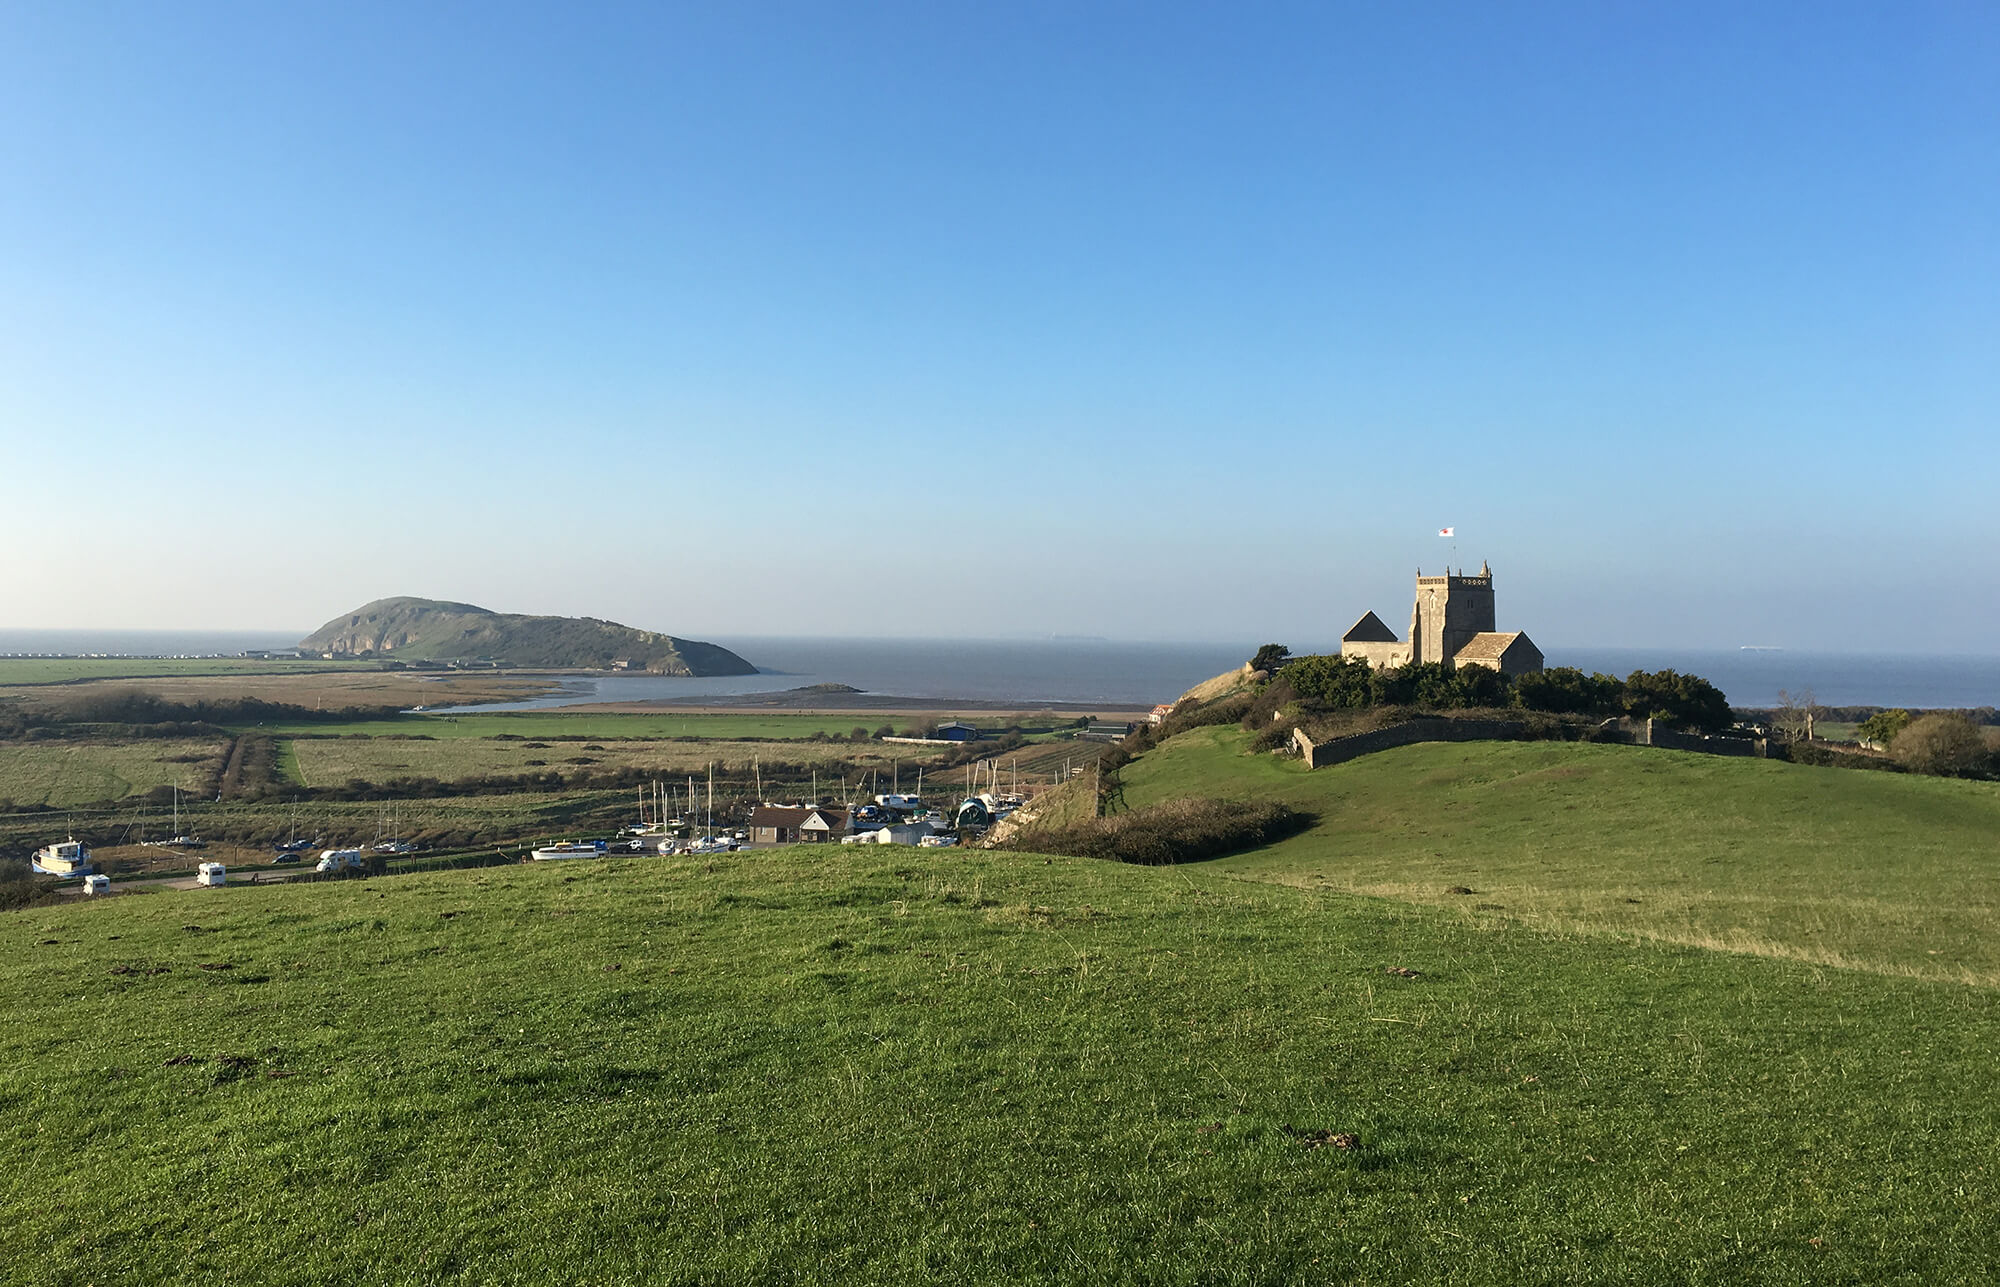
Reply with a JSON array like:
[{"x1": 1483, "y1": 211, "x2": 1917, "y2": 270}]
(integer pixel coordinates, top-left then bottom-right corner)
[{"x1": 31, "y1": 838, "x2": 93, "y2": 877}]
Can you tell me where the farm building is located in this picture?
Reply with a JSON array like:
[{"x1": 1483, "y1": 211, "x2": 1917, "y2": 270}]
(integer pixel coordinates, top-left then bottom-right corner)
[{"x1": 935, "y1": 722, "x2": 984, "y2": 742}]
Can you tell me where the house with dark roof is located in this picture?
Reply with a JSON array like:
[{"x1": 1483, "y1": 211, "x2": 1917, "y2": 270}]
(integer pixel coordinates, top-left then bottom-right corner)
[{"x1": 746, "y1": 806, "x2": 849, "y2": 845}]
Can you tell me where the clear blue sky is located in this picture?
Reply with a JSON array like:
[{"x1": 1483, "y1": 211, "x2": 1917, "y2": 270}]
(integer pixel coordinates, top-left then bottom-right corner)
[{"x1": 3, "y1": 1, "x2": 1995, "y2": 650}]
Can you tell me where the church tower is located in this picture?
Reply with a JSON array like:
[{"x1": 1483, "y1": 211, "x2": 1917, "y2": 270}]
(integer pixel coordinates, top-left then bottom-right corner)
[{"x1": 1409, "y1": 561, "x2": 1495, "y2": 665}]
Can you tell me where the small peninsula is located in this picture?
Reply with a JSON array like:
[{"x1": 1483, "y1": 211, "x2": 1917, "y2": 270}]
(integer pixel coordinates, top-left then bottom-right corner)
[{"x1": 298, "y1": 597, "x2": 757, "y2": 676}]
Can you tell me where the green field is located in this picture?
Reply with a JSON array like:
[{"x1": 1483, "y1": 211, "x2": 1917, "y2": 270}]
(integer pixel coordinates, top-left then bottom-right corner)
[
  {"x1": 1122, "y1": 727, "x2": 2000, "y2": 986},
  {"x1": 247, "y1": 712, "x2": 1032, "y2": 741},
  {"x1": 284, "y1": 734, "x2": 950, "y2": 789},
  {"x1": 0, "y1": 658, "x2": 356, "y2": 686},
  {"x1": 0, "y1": 738, "x2": 228, "y2": 808},
  {"x1": 5, "y1": 736, "x2": 1998, "y2": 1283}
]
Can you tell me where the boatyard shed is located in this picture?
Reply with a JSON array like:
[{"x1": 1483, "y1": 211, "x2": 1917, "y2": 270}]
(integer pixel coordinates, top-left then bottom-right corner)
[{"x1": 746, "y1": 806, "x2": 849, "y2": 845}]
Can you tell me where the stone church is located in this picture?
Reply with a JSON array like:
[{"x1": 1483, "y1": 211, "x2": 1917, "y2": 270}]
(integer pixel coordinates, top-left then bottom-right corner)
[{"x1": 1341, "y1": 563, "x2": 1544, "y2": 676}]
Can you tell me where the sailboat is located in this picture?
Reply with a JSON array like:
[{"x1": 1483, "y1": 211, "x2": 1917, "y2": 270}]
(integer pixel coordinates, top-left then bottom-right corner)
[
  {"x1": 275, "y1": 802, "x2": 317, "y2": 852},
  {"x1": 162, "y1": 783, "x2": 205, "y2": 848},
  {"x1": 622, "y1": 781, "x2": 672, "y2": 837},
  {"x1": 685, "y1": 763, "x2": 737, "y2": 854}
]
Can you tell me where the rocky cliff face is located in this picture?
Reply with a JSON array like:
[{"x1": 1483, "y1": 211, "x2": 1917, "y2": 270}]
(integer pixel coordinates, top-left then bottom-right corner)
[{"x1": 298, "y1": 597, "x2": 757, "y2": 676}]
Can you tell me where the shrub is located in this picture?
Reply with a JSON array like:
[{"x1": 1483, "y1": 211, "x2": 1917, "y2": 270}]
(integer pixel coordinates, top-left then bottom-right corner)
[
  {"x1": 1157, "y1": 692, "x2": 1255, "y2": 739},
  {"x1": 992, "y1": 797, "x2": 1314, "y2": 865},
  {"x1": 1512, "y1": 667, "x2": 1623, "y2": 716},
  {"x1": 1893, "y1": 713, "x2": 1989, "y2": 776},
  {"x1": 1285, "y1": 654, "x2": 1374, "y2": 709}
]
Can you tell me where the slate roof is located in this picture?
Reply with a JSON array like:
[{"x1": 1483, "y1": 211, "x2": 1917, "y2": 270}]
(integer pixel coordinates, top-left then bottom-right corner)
[
  {"x1": 1453, "y1": 631, "x2": 1535, "y2": 662},
  {"x1": 747, "y1": 806, "x2": 847, "y2": 829},
  {"x1": 1342, "y1": 611, "x2": 1399, "y2": 643}
]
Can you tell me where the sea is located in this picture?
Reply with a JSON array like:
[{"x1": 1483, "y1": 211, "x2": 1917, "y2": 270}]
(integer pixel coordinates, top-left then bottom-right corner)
[{"x1": 4, "y1": 629, "x2": 1998, "y2": 712}]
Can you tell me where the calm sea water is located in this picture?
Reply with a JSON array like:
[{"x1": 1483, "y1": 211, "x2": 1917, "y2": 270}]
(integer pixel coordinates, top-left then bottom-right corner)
[{"x1": 2, "y1": 630, "x2": 1995, "y2": 711}]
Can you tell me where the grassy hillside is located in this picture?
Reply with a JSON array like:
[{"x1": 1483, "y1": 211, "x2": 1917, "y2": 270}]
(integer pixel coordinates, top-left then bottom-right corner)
[
  {"x1": 1118, "y1": 727, "x2": 2000, "y2": 985},
  {"x1": 8, "y1": 741, "x2": 1999, "y2": 1283},
  {"x1": 4, "y1": 853, "x2": 1998, "y2": 1282}
]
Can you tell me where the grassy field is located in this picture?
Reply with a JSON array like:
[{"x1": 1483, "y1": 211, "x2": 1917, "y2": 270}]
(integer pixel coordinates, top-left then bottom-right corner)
[
  {"x1": 1119, "y1": 726, "x2": 2000, "y2": 986},
  {"x1": 0, "y1": 738, "x2": 229, "y2": 808},
  {"x1": 4, "y1": 669, "x2": 554, "y2": 713},
  {"x1": 9, "y1": 734, "x2": 1999, "y2": 1281},
  {"x1": 4, "y1": 843, "x2": 1997, "y2": 1284},
  {"x1": 0, "y1": 658, "x2": 356, "y2": 685},
  {"x1": 284, "y1": 734, "x2": 953, "y2": 789},
  {"x1": 249, "y1": 711, "x2": 1053, "y2": 740}
]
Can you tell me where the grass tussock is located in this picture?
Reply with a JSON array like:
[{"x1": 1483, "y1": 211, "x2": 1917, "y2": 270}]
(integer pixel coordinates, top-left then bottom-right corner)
[{"x1": 994, "y1": 795, "x2": 1312, "y2": 865}]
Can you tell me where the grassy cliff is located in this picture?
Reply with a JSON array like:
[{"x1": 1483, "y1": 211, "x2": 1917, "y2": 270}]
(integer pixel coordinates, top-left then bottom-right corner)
[{"x1": 298, "y1": 597, "x2": 756, "y2": 675}]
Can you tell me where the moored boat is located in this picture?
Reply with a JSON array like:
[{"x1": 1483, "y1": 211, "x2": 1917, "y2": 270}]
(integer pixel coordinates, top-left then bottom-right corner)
[
  {"x1": 31, "y1": 838, "x2": 93, "y2": 877},
  {"x1": 531, "y1": 840, "x2": 608, "y2": 861}
]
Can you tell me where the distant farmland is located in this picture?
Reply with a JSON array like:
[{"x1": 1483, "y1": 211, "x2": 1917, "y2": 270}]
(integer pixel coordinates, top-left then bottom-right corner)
[
  {"x1": 282, "y1": 735, "x2": 954, "y2": 789},
  {"x1": 0, "y1": 738, "x2": 228, "y2": 808}
]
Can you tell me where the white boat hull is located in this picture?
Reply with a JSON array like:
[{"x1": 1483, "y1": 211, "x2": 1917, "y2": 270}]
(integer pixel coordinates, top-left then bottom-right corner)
[{"x1": 531, "y1": 845, "x2": 604, "y2": 861}]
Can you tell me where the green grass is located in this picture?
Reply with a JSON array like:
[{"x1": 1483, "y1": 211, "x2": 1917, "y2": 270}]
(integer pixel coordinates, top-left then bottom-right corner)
[
  {"x1": 4, "y1": 849, "x2": 1997, "y2": 1284},
  {"x1": 1120, "y1": 726, "x2": 2000, "y2": 985},
  {"x1": 0, "y1": 738, "x2": 228, "y2": 807},
  {"x1": 0, "y1": 658, "x2": 358, "y2": 685},
  {"x1": 283, "y1": 734, "x2": 947, "y2": 788},
  {"x1": 245, "y1": 712, "x2": 1021, "y2": 740},
  {"x1": 9, "y1": 736, "x2": 2000, "y2": 1282}
]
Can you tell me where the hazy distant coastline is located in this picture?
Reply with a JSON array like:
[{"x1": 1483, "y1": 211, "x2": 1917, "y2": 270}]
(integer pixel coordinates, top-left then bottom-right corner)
[{"x1": 2, "y1": 631, "x2": 1994, "y2": 710}]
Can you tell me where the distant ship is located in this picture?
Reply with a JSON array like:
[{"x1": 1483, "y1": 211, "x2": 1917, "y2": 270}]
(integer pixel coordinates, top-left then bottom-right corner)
[
  {"x1": 1739, "y1": 645, "x2": 1785, "y2": 652},
  {"x1": 31, "y1": 838, "x2": 93, "y2": 877}
]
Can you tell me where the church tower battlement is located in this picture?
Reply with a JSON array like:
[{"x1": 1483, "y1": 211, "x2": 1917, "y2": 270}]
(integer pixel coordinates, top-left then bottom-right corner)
[{"x1": 1409, "y1": 561, "x2": 1495, "y2": 666}]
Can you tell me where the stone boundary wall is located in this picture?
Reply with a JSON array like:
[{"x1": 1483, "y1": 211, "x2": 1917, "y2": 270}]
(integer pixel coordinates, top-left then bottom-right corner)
[
  {"x1": 1290, "y1": 716, "x2": 1767, "y2": 769},
  {"x1": 1291, "y1": 718, "x2": 1526, "y2": 769},
  {"x1": 1630, "y1": 719, "x2": 1768, "y2": 758}
]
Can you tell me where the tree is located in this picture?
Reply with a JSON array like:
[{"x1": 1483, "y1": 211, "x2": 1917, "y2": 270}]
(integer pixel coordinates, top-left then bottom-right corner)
[
  {"x1": 1250, "y1": 644, "x2": 1292, "y2": 674},
  {"x1": 1512, "y1": 667, "x2": 1622, "y2": 716},
  {"x1": 1855, "y1": 709, "x2": 1912, "y2": 748},
  {"x1": 1772, "y1": 688, "x2": 1825, "y2": 741},
  {"x1": 1893, "y1": 713, "x2": 1988, "y2": 776},
  {"x1": 1451, "y1": 664, "x2": 1509, "y2": 708},
  {"x1": 1622, "y1": 670, "x2": 1731, "y2": 733}
]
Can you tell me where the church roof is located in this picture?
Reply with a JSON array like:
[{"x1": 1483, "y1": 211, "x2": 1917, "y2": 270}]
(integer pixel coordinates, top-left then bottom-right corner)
[
  {"x1": 1453, "y1": 631, "x2": 1538, "y2": 661},
  {"x1": 1341, "y1": 611, "x2": 1399, "y2": 643}
]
